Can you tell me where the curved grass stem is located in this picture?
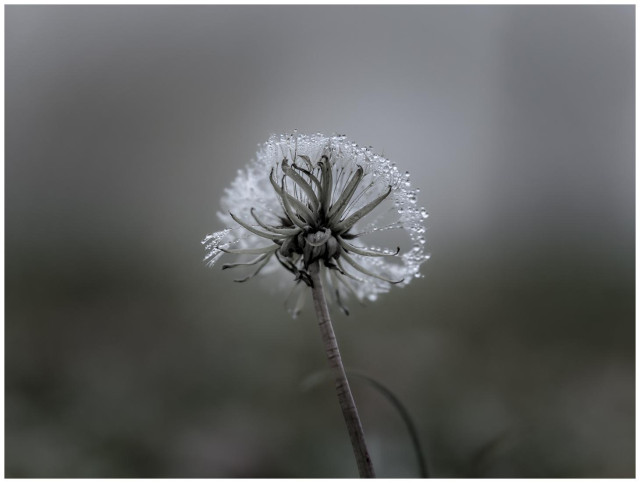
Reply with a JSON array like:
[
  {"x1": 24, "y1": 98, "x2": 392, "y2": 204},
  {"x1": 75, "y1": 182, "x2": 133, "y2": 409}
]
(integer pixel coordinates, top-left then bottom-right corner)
[{"x1": 308, "y1": 261, "x2": 375, "y2": 478}]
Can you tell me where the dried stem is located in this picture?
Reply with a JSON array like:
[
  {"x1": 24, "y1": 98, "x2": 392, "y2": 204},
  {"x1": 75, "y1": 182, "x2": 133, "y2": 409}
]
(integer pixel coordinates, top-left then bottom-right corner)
[{"x1": 308, "y1": 261, "x2": 375, "y2": 478}]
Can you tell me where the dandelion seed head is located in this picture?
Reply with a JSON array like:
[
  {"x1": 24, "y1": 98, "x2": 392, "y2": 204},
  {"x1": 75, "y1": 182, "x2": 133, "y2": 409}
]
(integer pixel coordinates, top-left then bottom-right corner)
[{"x1": 202, "y1": 132, "x2": 429, "y2": 315}]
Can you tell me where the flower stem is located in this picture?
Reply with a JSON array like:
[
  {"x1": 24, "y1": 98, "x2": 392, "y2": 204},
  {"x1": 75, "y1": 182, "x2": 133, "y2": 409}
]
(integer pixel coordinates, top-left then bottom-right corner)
[{"x1": 308, "y1": 261, "x2": 376, "y2": 478}]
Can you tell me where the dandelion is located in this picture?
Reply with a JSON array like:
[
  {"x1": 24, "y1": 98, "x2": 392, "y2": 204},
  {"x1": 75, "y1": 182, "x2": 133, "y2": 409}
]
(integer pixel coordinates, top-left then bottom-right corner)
[
  {"x1": 202, "y1": 132, "x2": 429, "y2": 477},
  {"x1": 203, "y1": 132, "x2": 429, "y2": 316}
]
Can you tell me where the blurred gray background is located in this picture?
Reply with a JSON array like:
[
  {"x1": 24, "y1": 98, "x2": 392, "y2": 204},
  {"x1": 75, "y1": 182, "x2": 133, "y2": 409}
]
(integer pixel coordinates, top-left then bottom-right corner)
[{"x1": 6, "y1": 5, "x2": 634, "y2": 477}]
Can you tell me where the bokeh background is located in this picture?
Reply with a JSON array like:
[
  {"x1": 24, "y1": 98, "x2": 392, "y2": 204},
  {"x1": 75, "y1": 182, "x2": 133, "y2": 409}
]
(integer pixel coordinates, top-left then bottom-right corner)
[{"x1": 5, "y1": 5, "x2": 634, "y2": 478}]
